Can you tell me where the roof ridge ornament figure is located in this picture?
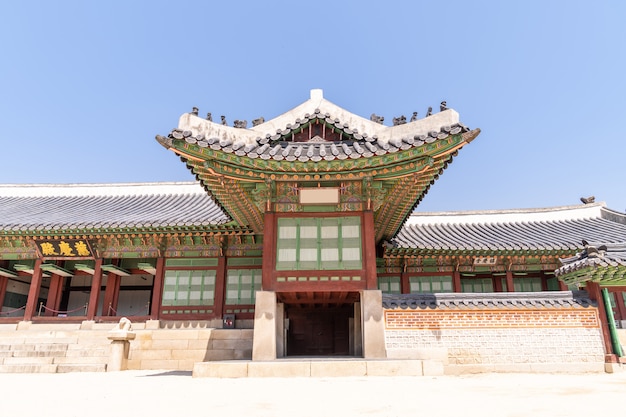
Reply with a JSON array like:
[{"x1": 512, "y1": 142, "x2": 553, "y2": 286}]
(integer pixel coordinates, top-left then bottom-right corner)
[
  {"x1": 580, "y1": 196, "x2": 595, "y2": 204},
  {"x1": 233, "y1": 120, "x2": 247, "y2": 129},
  {"x1": 410, "y1": 112, "x2": 418, "y2": 122},
  {"x1": 440, "y1": 101, "x2": 448, "y2": 112},
  {"x1": 392, "y1": 115, "x2": 407, "y2": 126},
  {"x1": 206, "y1": 112, "x2": 212, "y2": 121},
  {"x1": 191, "y1": 107, "x2": 199, "y2": 116},
  {"x1": 220, "y1": 115, "x2": 227, "y2": 126},
  {"x1": 370, "y1": 113, "x2": 384, "y2": 124},
  {"x1": 426, "y1": 107, "x2": 433, "y2": 117},
  {"x1": 252, "y1": 117, "x2": 265, "y2": 127}
]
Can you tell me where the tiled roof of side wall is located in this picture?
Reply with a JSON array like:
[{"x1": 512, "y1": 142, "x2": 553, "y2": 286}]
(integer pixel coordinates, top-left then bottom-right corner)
[
  {"x1": 392, "y1": 203, "x2": 626, "y2": 253},
  {"x1": 0, "y1": 182, "x2": 230, "y2": 232}
]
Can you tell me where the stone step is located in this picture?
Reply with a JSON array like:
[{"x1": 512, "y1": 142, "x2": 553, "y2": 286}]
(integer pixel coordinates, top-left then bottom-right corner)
[
  {"x1": 56, "y1": 364, "x2": 107, "y2": 373},
  {"x1": 0, "y1": 364, "x2": 58, "y2": 373},
  {"x1": 53, "y1": 356, "x2": 108, "y2": 365},
  {"x1": 10, "y1": 343, "x2": 69, "y2": 352},
  {"x1": 3, "y1": 356, "x2": 55, "y2": 365},
  {"x1": 11, "y1": 350, "x2": 67, "y2": 358},
  {"x1": 65, "y1": 348, "x2": 109, "y2": 358}
]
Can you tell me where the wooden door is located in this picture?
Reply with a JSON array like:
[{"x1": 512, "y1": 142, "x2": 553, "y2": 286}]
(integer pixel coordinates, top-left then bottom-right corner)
[{"x1": 287, "y1": 307, "x2": 351, "y2": 356}]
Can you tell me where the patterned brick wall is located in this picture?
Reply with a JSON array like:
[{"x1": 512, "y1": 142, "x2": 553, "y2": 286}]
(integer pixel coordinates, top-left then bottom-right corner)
[{"x1": 384, "y1": 307, "x2": 605, "y2": 365}]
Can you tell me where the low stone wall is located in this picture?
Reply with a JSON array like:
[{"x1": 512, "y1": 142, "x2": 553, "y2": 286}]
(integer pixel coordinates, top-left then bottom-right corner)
[
  {"x1": 383, "y1": 291, "x2": 606, "y2": 373},
  {"x1": 127, "y1": 324, "x2": 253, "y2": 371}
]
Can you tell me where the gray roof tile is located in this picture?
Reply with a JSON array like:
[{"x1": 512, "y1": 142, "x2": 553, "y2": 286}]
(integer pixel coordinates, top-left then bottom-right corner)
[
  {"x1": 382, "y1": 291, "x2": 596, "y2": 310},
  {"x1": 0, "y1": 182, "x2": 230, "y2": 232}
]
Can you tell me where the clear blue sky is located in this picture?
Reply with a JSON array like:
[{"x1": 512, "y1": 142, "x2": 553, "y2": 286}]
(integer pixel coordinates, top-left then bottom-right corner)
[{"x1": 1, "y1": 1, "x2": 624, "y2": 213}]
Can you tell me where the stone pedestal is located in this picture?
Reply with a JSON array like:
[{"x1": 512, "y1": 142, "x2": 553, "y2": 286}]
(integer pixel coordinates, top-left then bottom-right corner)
[
  {"x1": 252, "y1": 291, "x2": 277, "y2": 361},
  {"x1": 360, "y1": 290, "x2": 386, "y2": 359},
  {"x1": 107, "y1": 331, "x2": 136, "y2": 371}
]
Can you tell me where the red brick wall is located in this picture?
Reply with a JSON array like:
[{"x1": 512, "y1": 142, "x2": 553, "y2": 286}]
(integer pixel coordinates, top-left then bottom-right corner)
[{"x1": 385, "y1": 308, "x2": 600, "y2": 330}]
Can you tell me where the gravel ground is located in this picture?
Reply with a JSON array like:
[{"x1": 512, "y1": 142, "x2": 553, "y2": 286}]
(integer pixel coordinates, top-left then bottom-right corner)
[{"x1": 1, "y1": 370, "x2": 625, "y2": 417}]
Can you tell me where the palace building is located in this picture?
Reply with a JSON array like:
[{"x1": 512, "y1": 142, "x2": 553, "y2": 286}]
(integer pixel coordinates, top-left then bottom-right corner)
[{"x1": 1, "y1": 90, "x2": 624, "y2": 375}]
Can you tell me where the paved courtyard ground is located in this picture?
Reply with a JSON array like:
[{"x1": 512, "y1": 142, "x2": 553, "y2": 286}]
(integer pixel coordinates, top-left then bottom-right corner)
[{"x1": 1, "y1": 370, "x2": 625, "y2": 416}]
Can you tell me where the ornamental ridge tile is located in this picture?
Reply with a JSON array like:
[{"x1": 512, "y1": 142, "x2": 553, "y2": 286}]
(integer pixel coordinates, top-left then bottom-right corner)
[{"x1": 382, "y1": 291, "x2": 596, "y2": 310}]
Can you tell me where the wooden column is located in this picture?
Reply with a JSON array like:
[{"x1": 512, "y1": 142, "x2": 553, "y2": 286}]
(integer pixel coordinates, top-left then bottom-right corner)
[
  {"x1": 149, "y1": 257, "x2": 165, "y2": 320},
  {"x1": 505, "y1": 271, "x2": 515, "y2": 292},
  {"x1": 103, "y1": 273, "x2": 121, "y2": 316},
  {"x1": 585, "y1": 281, "x2": 613, "y2": 355},
  {"x1": 23, "y1": 259, "x2": 43, "y2": 321},
  {"x1": 558, "y1": 280, "x2": 569, "y2": 291},
  {"x1": 362, "y1": 211, "x2": 377, "y2": 290},
  {"x1": 262, "y1": 211, "x2": 276, "y2": 291},
  {"x1": 86, "y1": 259, "x2": 103, "y2": 320},
  {"x1": 614, "y1": 290, "x2": 626, "y2": 322},
  {"x1": 452, "y1": 271, "x2": 462, "y2": 293},
  {"x1": 214, "y1": 254, "x2": 226, "y2": 319},
  {"x1": 400, "y1": 272, "x2": 410, "y2": 294},
  {"x1": 0, "y1": 275, "x2": 8, "y2": 311},
  {"x1": 45, "y1": 274, "x2": 64, "y2": 317}
]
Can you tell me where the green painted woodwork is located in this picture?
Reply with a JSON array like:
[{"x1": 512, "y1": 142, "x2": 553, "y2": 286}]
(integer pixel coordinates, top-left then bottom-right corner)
[
  {"x1": 558, "y1": 265, "x2": 626, "y2": 287},
  {"x1": 275, "y1": 216, "x2": 362, "y2": 271},
  {"x1": 378, "y1": 275, "x2": 401, "y2": 294},
  {"x1": 163, "y1": 269, "x2": 216, "y2": 307},
  {"x1": 409, "y1": 275, "x2": 453, "y2": 293},
  {"x1": 225, "y1": 269, "x2": 262, "y2": 305},
  {"x1": 165, "y1": 258, "x2": 219, "y2": 267},
  {"x1": 227, "y1": 257, "x2": 262, "y2": 266}
]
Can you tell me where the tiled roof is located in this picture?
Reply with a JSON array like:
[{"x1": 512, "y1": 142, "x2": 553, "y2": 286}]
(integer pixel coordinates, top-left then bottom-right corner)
[
  {"x1": 390, "y1": 203, "x2": 626, "y2": 254},
  {"x1": 0, "y1": 182, "x2": 230, "y2": 233},
  {"x1": 159, "y1": 113, "x2": 472, "y2": 163},
  {"x1": 556, "y1": 242, "x2": 626, "y2": 285},
  {"x1": 382, "y1": 291, "x2": 596, "y2": 310}
]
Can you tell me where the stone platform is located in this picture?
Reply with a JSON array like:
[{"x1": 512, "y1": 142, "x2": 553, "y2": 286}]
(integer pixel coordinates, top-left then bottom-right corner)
[{"x1": 192, "y1": 357, "x2": 444, "y2": 378}]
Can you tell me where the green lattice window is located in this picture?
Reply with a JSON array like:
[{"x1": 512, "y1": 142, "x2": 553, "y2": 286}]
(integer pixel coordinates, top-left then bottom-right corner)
[
  {"x1": 409, "y1": 275, "x2": 453, "y2": 293},
  {"x1": 226, "y1": 269, "x2": 262, "y2": 305},
  {"x1": 276, "y1": 217, "x2": 362, "y2": 270},
  {"x1": 162, "y1": 270, "x2": 216, "y2": 306},
  {"x1": 378, "y1": 276, "x2": 401, "y2": 294},
  {"x1": 513, "y1": 277, "x2": 543, "y2": 292},
  {"x1": 461, "y1": 278, "x2": 494, "y2": 293}
]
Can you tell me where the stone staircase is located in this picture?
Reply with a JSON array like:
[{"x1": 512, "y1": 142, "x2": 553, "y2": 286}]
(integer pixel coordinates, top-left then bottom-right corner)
[{"x1": 0, "y1": 325, "x2": 111, "y2": 373}]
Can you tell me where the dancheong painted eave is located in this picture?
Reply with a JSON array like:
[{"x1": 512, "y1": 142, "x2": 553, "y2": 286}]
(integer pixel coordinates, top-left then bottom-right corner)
[
  {"x1": 156, "y1": 90, "x2": 480, "y2": 238},
  {"x1": 556, "y1": 242, "x2": 626, "y2": 286},
  {"x1": 388, "y1": 202, "x2": 626, "y2": 256},
  {"x1": 0, "y1": 182, "x2": 232, "y2": 235}
]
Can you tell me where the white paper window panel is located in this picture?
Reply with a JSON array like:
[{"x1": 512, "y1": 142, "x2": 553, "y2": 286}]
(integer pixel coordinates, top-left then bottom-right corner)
[
  {"x1": 390, "y1": 281, "x2": 401, "y2": 291},
  {"x1": 442, "y1": 281, "x2": 453, "y2": 291},
  {"x1": 227, "y1": 290, "x2": 239, "y2": 299},
  {"x1": 189, "y1": 291, "x2": 201, "y2": 301},
  {"x1": 279, "y1": 226, "x2": 297, "y2": 239},
  {"x1": 342, "y1": 248, "x2": 361, "y2": 261},
  {"x1": 191, "y1": 274, "x2": 203, "y2": 285},
  {"x1": 177, "y1": 275, "x2": 191, "y2": 285},
  {"x1": 278, "y1": 248, "x2": 297, "y2": 262},
  {"x1": 241, "y1": 274, "x2": 252, "y2": 284},
  {"x1": 342, "y1": 225, "x2": 360, "y2": 238},
  {"x1": 321, "y1": 248, "x2": 339, "y2": 261},
  {"x1": 299, "y1": 248, "x2": 318, "y2": 262},
  {"x1": 240, "y1": 290, "x2": 252, "y2": 299},
  {"x1": 202, "y1": 290, "x2": 214, "y2": 300},
  {"x1": 162, "y1": 291, "x2": 176, "y2": 300},
  {"x1": 164, "y1": 275, "x2": 177, "y2": 286},
  {"x1": 300, "y1": 225, "x2": 318, "y2": 239},
  {"x1": 321, "y1": 225, "x2": 338, "y2": 239}
]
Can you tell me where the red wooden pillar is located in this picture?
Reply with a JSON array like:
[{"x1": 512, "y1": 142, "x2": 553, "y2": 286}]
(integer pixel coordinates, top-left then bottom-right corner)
[
  {"x1": 0, "y1": 276, "x2": 8, "y2": 311},
  {"x1": 558, "y1": 280, "x2": 569, "y2": 291},
  {"x1": 214, "y1": 254, "x2": 227, "y2": 319},
  {"x1": 102, "y1": 273, "x2": 121, "y2": 316},
  {"x1": 452, "y1": 271, "x2": 462, "y2": 293},
  {"x1": 45, "y1": 274, "x2": 64, "y2": 316},
  {"x1": 400, "y1": 272, "x2": 410, "y2": 294},
  {"x1": 505, "y1": 271, "x2": 515, "y2": 292},
  {"x1": 362, "y1": 210, "x2": 377, "y2": 290},
  {"x1": 614, "y1": 291, "x2": 626, "y2": 322},
  {"x1": 149, "y1": 257, "x2": 165, "y2": 320},
  {"x1": 262, "y1": 211, "x2": 276, "y2": 291},
  {"x1": 23, "y1": 259, "x2": 43, "y2": 321},
  {"x1": 585, "y1": 281, "x2": 613, "y2": 355},
  {"x1": 86, "y1": 259, "x2": 103, "y2": 320}
]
